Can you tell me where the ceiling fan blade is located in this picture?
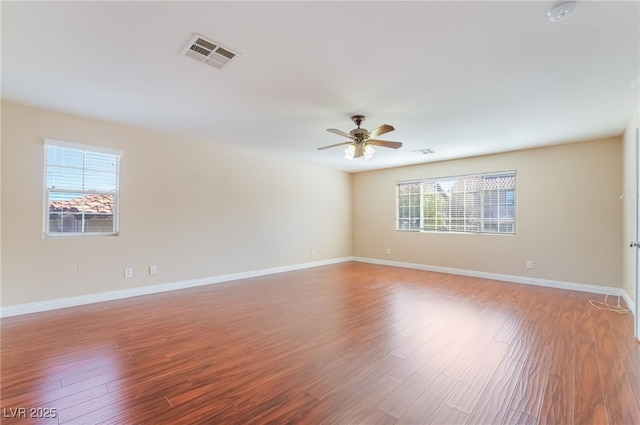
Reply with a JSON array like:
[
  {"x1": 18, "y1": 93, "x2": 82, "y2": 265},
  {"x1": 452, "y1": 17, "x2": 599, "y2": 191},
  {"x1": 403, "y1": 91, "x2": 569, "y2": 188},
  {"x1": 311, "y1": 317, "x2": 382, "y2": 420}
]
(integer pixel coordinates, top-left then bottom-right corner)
[
  {"x1": 317, "y1": 141, "x2": 352, "y2": 151},
  {"x1": 326, "y1": 128, "x2": 353, "y2": 139},
  {"x1": 369, "y1": 139, "x2": 403, "y2": 149},
  {"x1": 367, "y1": 124, "x2": 394, "y2": 139}
]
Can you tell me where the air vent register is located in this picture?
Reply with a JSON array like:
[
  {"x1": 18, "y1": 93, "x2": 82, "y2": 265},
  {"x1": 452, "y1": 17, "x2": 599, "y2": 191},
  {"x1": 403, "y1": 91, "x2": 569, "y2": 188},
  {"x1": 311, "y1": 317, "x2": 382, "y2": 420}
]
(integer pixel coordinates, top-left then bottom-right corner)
[{"x1": 181, "y1": 34, "x2": 238, "y2": 70}]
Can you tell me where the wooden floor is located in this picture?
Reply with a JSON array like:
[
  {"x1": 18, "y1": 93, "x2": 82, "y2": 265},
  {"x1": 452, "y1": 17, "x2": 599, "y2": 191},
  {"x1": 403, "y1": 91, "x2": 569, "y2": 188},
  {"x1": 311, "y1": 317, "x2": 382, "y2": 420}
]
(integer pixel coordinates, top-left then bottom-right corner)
[{"x1": 1, "y1": 262, "x2": 639, "y2": 425}]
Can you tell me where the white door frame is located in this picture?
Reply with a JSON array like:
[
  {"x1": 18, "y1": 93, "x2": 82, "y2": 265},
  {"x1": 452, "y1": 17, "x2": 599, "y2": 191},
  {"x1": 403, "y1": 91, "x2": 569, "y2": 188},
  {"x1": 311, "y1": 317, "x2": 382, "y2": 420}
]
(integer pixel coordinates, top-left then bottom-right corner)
[{"x1": 636, "y1": 127, "x2": 639, "y2": 339}]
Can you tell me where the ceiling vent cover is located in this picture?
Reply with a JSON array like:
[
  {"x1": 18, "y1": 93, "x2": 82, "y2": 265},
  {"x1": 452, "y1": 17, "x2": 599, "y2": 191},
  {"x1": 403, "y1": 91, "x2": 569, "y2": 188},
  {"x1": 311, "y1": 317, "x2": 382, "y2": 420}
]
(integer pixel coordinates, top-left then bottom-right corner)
[
  {"x1": 413, "y1": 148, "x2": 435, "y2": 155},
  {"x1": 181, "y1": 34, "x2": 238, "y2": 69}
]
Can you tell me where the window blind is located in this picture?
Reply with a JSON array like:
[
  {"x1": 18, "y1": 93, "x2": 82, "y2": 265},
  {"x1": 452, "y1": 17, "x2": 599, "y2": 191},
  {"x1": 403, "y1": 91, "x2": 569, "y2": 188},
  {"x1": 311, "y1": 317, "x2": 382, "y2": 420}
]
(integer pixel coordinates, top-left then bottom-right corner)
[
  {"x1": 397, "y1": 181, "x2": 421, "y2": 230},
  {"x1": 44, "y1": 139, "x2": 121, "y2": 236},
  {"x1": 397, "y1": 172, "x2": 516, "y2": 234}
]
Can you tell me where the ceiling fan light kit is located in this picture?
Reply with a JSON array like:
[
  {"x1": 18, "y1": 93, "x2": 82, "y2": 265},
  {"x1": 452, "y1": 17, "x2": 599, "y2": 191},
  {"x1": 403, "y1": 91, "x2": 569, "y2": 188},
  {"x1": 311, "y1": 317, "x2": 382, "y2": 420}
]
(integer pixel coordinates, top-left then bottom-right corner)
[
  {"x1": 345, "y1": 144, "x2": 375, "y2": 160},
  {"x1": 364, "y1": 145, "x2": 375, "y2": 160},
  {"x1": 319, "y1": 115, "x2": 403, "y2": 160},
  {"x1": 345, "y1": 144, "x2": 356, "y2": 160}
]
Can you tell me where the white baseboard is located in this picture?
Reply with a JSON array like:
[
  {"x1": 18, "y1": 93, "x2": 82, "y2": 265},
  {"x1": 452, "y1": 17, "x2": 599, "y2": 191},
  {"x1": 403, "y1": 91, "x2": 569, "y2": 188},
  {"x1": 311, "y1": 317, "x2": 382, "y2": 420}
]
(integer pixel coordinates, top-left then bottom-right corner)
[
  {"x1": 353, "y1": 256, "x2": 631, "y2": 304},
  {"x1": 2, "y1": 256, "x2": 635, "y2": 318},
  {"x1": 0, "y1": 257, "x2": 353, "y2": 318},
  {"x1": 621, "y1": 289, "x2": 636, "y2": 315}
]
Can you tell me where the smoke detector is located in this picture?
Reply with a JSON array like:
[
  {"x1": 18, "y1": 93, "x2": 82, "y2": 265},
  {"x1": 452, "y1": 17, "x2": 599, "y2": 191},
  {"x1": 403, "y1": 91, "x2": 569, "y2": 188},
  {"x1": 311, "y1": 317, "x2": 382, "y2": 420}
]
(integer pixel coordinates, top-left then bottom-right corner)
[
  {"x1": 547, "y1": 1, "x2": 577, "y2": 22},
  {"x1": 181, "y1": 34, "x2": 238, "y2": 69}
]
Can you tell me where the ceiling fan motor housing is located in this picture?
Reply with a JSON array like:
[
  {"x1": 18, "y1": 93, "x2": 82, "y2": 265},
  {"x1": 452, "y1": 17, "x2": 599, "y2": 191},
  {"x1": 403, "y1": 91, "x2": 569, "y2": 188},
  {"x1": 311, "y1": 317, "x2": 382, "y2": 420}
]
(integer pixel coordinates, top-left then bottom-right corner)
[{"x1": 350, "y1": 128, "x2": 369, "y2": 139}]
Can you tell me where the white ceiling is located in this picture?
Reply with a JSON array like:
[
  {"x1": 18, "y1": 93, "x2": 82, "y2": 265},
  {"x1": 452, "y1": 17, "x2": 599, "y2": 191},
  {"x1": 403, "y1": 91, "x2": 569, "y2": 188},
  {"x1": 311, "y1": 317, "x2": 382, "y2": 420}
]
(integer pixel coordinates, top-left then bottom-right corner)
[{"x1": 2, "y1": 1, "x2": 639, "y2": 172}]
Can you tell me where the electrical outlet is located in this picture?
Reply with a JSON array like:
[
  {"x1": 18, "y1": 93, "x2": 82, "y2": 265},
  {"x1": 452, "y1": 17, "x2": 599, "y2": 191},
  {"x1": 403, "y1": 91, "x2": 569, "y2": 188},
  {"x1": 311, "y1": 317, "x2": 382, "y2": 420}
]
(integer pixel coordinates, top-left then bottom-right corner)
[
  {"x1": 149, "y1": 265, "x2": 157, "y2": 275},
  {"x1": 386, "y1": 248, "x2": 391, "y2": 255},
  {"x1": 124, "y1": 268, "x2": 133, "y2": 278},
  {"x1": 311, "y1": 248, "x2": 316, "y2": 256},
  {"x1": 526, "y1": 261, "x2": 534, "y2": 269}
]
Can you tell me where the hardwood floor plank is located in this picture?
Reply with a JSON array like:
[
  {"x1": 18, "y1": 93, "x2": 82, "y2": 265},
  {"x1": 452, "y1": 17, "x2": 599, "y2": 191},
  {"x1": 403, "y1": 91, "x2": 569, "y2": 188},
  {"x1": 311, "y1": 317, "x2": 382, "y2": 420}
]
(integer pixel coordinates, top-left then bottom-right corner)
[
  {"x1": 42, "y1": 383, "x2": 108, "y2": 412},
  {"x1": 384, "y1": 325, "x2": 454, "y2": 383},
  {"x1": 318, "y1": 376, "x2": 401, "y2": 424},
  {"x1": 394, "y1": 373, "x2": 461, "y2": 424},
  {"x1": 445, "y1": 340, "x2": 508, "y2": 414},
  {"x1": 506, "y1": 293, "x2": 559, "y2": 420},
  {"x1": 55, "y1": 387, "x2": 129, "y2": 424},
  {"x1": 358, "y1": 408, "x2": 398, "y2": 425},
  {"x1": 2, "y1": 262, "x2": 638, "y2": 424},
  {"x1": 590, "y1": 306, "x2": 640, "y2": 425},
  {"x1": 389, "y1": 333, "x2": 431, "y2": 359},
  {"x1": 466, "y1": 357, "x2": 525, "y2": 425},
  {"x1": 429, "y1": 403, "x2": 470, "y2": 425},
  {"x1": 538, "y1": 292, "x2": 577, "y2": 425},
  {"x1": 377, "y1": 341, "x2": 464, "y2": 419},
  {"x1": 305, "y1": 352, "x2": 387, "y2": 400},
  {"x1": 503, "y1": 408, "x2": 537, "y2": 425},
  {"x1": 601, "y1": 303, "x2": 640, "y2": 421},
  {"x1": 94, "y1": 396, "x2": 173, "y2": 425},
  {"x1": 243, "y1": 392, "x2": 320, "y2": 425},
  {"x1": 493, "y1": 315, "x2": 525, "y2": 345},
  {"x1": 573, "y1": 298, "x2": 609, "y2": 425},
  {"x1": 508, "y1": 341, "x2": 552, "y2": 420},
  {"x1": 442, "y1": 326, "x2": 501, "y2": 380}
]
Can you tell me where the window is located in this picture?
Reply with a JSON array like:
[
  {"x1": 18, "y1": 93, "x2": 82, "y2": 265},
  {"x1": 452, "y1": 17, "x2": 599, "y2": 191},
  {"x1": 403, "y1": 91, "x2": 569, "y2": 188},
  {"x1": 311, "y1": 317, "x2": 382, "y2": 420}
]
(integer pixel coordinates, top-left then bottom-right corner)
[
  {"x1": 397, "y1": 181, "x2": 421, "y2": 230},
  {"x1": 397, "y1": 172, "x2": 516, "y2": 234},
  {"x1": 44, "y1": 139, "x2": 121, "y2": 237}
]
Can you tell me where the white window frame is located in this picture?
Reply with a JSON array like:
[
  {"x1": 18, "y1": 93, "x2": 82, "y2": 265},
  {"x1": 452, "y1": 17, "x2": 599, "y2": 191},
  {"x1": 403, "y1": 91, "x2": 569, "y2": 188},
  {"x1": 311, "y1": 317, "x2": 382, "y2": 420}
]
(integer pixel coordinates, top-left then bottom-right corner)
[
  {"x1": 396, "y1": 171, "x2": 517, "y2": 235},
  {"x1": 44, "y1": 139, "x2": 122, "y2": 238}
]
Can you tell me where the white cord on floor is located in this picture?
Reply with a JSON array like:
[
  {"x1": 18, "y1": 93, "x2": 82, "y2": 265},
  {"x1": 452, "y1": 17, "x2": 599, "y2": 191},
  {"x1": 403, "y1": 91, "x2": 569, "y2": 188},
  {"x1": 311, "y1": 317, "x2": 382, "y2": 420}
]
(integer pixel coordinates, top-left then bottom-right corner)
[{"x1": 588, "y1": 294, "x2": 631, "y2": 314}]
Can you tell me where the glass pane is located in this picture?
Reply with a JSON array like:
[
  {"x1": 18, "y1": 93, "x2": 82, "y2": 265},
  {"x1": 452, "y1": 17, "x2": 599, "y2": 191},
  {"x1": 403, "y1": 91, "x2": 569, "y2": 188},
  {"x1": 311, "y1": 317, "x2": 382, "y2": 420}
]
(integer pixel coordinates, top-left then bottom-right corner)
[
  {"x1": 84, "y1": 152, "x2": 118, "y2": 191},
  {"x1": 48, "y1": 192, "x2": 115, "y2": 234},
  {"x1": 82, "y1": 193, "x2": 114, "y2": 215},
  {"x1": 484, "y1": 173, "x2": 516, "y2": 190},
  {"x1": 47, "y1": 166, "x2": 83, "y2": 190},
  {"x1": 47, "y1": 146, "x2": 83, "y2": 167},
  {"x1": 47, "y1": 212, "x2": 81, "y2": 233},
  {"x1": 84, "y1": 215, "x2": 114, "y2": 232},
  {"x1": 85, "y1": 151, "x2": 118, "y2": 172},
  {"x1": 49, "y1": 191, "x2": 84, "y2": 209},
  {"x1": 397, "y1": 182, "x2": 421, "y2": 230},
  {"x1": 84, "y1": 169, "x2": 117, "y2": 191},
  {"x1": 46, "y1": 146, "x2": 118, "y2": 192}
]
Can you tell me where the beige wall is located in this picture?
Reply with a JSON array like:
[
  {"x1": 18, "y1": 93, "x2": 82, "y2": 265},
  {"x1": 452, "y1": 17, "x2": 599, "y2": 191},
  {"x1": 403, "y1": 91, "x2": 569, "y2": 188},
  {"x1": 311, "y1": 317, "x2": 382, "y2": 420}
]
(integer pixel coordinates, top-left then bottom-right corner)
[
  {"x1": 353, "y1": 138, "x2": 623, "y2": 288},
  {"x1": 0, "y1": 100, "x2": 628, "y2": 310},
  {"x1": 1, "y1": 101, "x2": 352, "y2": 306},
  {"x1": 623, "y1": 105, "x2": 639, "y2": 309}
]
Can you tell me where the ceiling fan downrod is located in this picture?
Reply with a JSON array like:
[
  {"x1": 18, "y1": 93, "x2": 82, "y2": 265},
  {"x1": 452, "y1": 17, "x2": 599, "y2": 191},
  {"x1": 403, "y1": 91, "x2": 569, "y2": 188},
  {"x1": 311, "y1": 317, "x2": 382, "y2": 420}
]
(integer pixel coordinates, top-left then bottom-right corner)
[{"x1": 350, "y1": 115, "x2": 369, "y2": 140}]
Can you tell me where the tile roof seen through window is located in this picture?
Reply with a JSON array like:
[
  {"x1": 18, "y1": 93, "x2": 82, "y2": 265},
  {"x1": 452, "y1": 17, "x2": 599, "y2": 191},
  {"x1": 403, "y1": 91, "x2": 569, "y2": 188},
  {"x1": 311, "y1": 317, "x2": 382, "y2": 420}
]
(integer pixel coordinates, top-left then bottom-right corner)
[
  {"x1": 50, "y1": 194, "x2": 114, "y2": 214},
  {"x1": 449, "y1": 174, "x2": 515, "y2": 192}
]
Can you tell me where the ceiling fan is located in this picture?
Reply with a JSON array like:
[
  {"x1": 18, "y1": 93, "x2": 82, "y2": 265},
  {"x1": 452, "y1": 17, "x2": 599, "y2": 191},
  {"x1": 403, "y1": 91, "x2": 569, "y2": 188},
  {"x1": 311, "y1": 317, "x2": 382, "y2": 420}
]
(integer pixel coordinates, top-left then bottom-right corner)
[{"x1": 318, "y1": 115, "x2": 403, "y2": 160}]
